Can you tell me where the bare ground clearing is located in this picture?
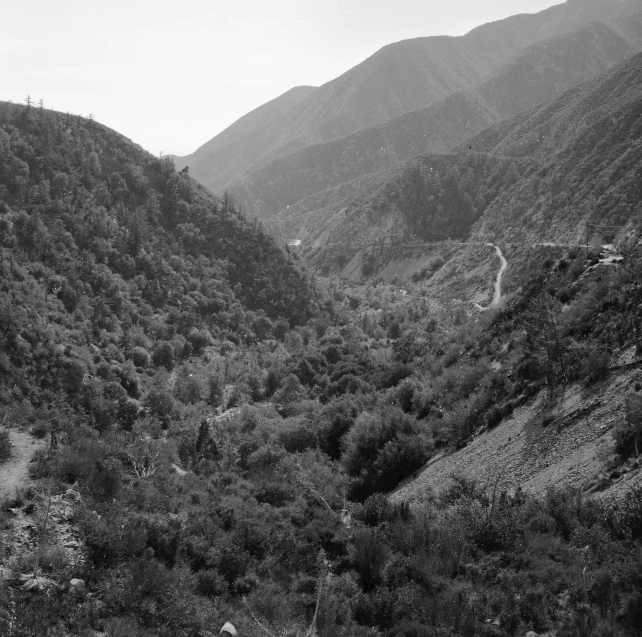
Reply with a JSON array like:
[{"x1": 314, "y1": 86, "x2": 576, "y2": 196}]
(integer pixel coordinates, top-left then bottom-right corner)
[{"x1": 0, "y1": 429, "x2": 45, "y2": 502}]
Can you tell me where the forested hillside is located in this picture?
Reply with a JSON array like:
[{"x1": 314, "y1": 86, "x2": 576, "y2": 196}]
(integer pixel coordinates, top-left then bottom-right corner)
[{"x1": 0, "y1": 101, "x2": 315, "y2": 405}]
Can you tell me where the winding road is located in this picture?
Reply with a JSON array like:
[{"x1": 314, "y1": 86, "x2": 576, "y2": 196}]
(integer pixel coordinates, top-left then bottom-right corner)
[{"x1": 473, "y1": 243, "x2": 508, "y2": 310}]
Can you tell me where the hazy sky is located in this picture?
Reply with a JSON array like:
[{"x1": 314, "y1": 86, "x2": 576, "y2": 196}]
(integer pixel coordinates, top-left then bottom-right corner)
[{"x1": 3, "y1": 0, "x2": 561, "y2": 156}]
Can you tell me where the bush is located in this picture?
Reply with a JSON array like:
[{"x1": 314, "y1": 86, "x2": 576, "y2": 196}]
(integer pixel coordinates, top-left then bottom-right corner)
[
  {"x1": 131, "y1": 346, "x2": 150, "y2": 368},
  {"x1": 78, "y1": 511, "x2": 125, "y2": 568},
  {"x1": 605, "y1": 485, "x2": 642, "y2": 541},
  {"x1": 614, "y1": 394, "x2": 642, "y2": 459},
  {"x1": 349, "y1": 530, "x2": 387, "y2": 590},
  {"x1": 117, "y1": 397, "x2": 139, "y2": 431},
  {"x1": 187, "y1": 328, "x2": 213, "y2": 354},
  {"x1": 196, "y1": 569, "x2": 227, "y2": 597},
  {"x1": 56, "y1": 441, "x2": 122, "y2": 499},
  {"x1": 343, "y1": 407, "x2": 431, "y2": 499},
  {"x1": 315, "y1": 399, "x2": 358, "y2": 460},
  {"x1": 247, "y1": 373, "x2": 264, "y2": 402}
]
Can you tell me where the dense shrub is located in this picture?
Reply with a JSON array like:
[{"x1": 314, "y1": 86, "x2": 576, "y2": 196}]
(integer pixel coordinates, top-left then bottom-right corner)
[
  {"x1": 315, "y1": 398, "x2": 359, "y2": 460},
  {"x1": 131, "y1": 346, "x2": 150, "y2": 368},
  {"x1": 187, "y1": 328, "x2": 213, "y2": 354},
  {"x1": 342, "y1": 407, "x2": 431, "y2": 499}
]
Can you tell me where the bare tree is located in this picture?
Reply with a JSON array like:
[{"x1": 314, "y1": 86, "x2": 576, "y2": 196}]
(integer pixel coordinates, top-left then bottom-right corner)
[{"x1": 126, "y1": 436, "x2": 161, "y2": 479}]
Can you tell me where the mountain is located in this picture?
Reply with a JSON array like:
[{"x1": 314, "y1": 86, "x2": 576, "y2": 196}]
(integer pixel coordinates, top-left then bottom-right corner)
[
  {"x1": 179, "y1": 0, "x2": 641, "y2": 199},
  {"x1": 468, "y1": 52, "x2": 642, "y2": 243},
  {"x1": 299, "y1": 51, "x2": 642, "y2": 273},
  {"x1": 229, "y1": 21, "x2": 633, "y2": 231},
  {"x1": 172, "y1": 85, "x2": 317, "y2": 170},
  {"x1": 615, "y1": 6, "x2": 642, "y2": 47}
]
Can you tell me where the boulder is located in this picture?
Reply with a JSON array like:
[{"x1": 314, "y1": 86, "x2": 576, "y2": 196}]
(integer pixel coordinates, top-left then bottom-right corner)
[{"x1": 69, "y1": 578, "x2": 85, "y2": 591}]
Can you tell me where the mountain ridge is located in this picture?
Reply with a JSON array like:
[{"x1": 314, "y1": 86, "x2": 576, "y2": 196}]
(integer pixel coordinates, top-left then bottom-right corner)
[
  {"x1": 179, "y1": 0, "x2": 642, "y2": 200},
  {"x1": 172, "y1": 85, "x2": 317, "y2": 170},
  {"x1": 228, "y1": 20, "x2": 634, "y2": 231}
]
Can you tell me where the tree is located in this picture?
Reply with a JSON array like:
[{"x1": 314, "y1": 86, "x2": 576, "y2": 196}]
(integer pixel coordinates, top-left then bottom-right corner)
[
  {"x1": 342, "y1": 407, "x2": 431, "y2": 499},
  {"x1": 525, "y1": 290, "x2": 567, "y2": 399},
  {"x1": 207, "y1": 375, "x2": 223, "y2": 408},
  {"x1": 152, "y1": 341, "x2": 175, "y2": 371},
  {"x1": 273, "y1": 374, "x2": 306, "y2": 414},
  {"x1": 195, "y1": 419, "x2": 218, "y2": 467},
  {"x1": 614, "y1": 393, "x2": 642, "y2": 458},
  {"x1": 144, "y1": 389, "x2": 175, "y2": 427}
]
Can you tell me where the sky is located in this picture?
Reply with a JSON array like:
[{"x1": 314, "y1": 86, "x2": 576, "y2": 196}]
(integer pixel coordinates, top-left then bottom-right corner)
[{"x1": 3, "y1": 0, "x2": 562, "y2": 157}]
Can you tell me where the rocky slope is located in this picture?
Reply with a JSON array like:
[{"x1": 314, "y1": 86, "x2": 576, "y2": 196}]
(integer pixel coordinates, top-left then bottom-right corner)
[{"x1": 391, "y1": 365, "x2": 642, "y2": 506}]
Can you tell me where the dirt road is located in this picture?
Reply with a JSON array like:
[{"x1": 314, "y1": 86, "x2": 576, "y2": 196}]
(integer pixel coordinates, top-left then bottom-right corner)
[
  {"x1": 0, "y1": 430, "x2": 44, "y2": 501},
  {"x1": 474, "y1": 243, "x2": 508, "y2": 310}
]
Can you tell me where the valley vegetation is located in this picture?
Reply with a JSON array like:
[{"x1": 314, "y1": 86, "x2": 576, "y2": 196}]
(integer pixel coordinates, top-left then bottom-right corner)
[{"x1": 1, "y1": 101, "x2": 642, "y2": 637}]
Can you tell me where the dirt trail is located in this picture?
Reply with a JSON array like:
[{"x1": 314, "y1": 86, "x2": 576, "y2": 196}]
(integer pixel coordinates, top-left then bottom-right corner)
[
  {"x1": 491, "y1": 244, "x2": 508, "y2": 305},
  {"x1": 0, "y1": 429, "x2": 44, "y2": 501},
  {"x1": 473, "y1": 243, "x2": 508, "y2": 310}
]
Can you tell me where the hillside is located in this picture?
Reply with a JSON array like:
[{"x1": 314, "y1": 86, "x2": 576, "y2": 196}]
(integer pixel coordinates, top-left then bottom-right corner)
[
  {"x1": 0, "y1": 102, "x2": 316, "y2": 406},
  {"x1": 296, "y1": 51, "x2": 642, "y2": 274},
  {"x1": 468, "y1": 49, "x2": 642, "y2": 243},
  {"x1": 180, "y1": 0, "x2": 642, "y2": 197},
  {"x1": 230, "y1": 20, "x2": 633, "y2": 229}
]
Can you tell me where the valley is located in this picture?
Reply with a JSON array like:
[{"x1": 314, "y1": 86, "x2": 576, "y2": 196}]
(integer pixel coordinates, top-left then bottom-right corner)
[{"x1": 2, "y1": 1, "x2": 642, "y2": 636}]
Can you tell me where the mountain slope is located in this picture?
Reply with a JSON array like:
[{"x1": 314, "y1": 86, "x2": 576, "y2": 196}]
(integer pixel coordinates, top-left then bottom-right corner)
[
  {"x1": 229, "y1": 21, "x2": 633, "y2": 228},
  {"x1": 180, "y1": 0, "x2": 642, "y2": 199},
  {"x1": 301, "y1": 51, "x2": 642, "y2": 272},
  {"x1": 614, "y1": 6, "x2": 642, "y2": 47},
  {"x1": 173, "y1": 85, "x2": 317, "y2": 170}
]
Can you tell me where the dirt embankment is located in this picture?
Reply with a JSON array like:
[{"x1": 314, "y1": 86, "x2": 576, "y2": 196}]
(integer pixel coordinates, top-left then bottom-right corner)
[
  {"x1": 0, "y1": 430, "x2": 45, "y2": 501},
  {"x1": 391, "y1": 364, "x2": 642, "y2": 506}
]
